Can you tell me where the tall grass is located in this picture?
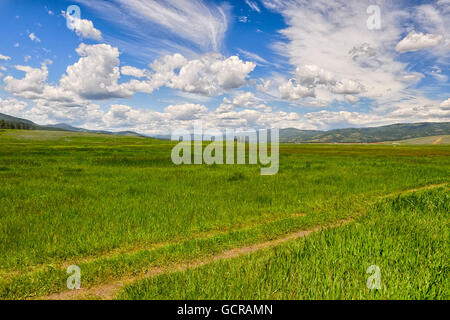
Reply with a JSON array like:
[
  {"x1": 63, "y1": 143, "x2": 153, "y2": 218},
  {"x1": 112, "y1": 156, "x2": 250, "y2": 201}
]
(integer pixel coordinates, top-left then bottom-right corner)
[
  {"x1": 119, "y1": 188, "x2": 449, "y2": 300},
  {"x1": 0, "y1": 130, "x2": 448, "y2": 299}
]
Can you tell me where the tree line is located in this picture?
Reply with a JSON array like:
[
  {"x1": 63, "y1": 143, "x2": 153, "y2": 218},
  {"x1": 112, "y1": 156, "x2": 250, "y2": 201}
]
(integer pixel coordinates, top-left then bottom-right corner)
[{"x1": 0, "y1": 119, "x2": 36, "y2": 130}]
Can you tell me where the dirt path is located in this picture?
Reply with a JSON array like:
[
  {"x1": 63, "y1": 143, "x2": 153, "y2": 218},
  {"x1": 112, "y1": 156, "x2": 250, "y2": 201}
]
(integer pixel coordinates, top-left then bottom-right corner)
[
  {"x1": 41, "y1": 220, "x2": 351, "y2": 300},
  {"x1": 38, "y1": 183, "x2": 448, "y2": 300},
  {"x1": 432, "y1": 137, "x2": 443, "y2": 145},
  {"x1": 389, "y1": 183, "x2": 447, "y2": 196},
  {"x1": 0, "y1": 213, "x2": 307, "y2": 280}
]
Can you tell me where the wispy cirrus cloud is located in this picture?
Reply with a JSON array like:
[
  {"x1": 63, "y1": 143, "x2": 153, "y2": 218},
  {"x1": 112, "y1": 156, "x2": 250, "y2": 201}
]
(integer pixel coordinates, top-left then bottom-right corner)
[
  {"x1": 245, "y1": 0, "x2": 261, "y2": 13},
  {"x1": 73, "y1": 0, "x2": 230, "y2": 59},
  {"x1": 237, "y1": 49, "x2": 269, "y2": 65},
  {"x1": 259, "y1": 0, "x2": 449, "y2": 109}
]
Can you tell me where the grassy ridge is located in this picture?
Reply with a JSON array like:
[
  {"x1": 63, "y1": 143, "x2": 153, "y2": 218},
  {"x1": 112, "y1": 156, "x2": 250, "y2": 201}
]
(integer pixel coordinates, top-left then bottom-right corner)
[
  {"x1": 279, "y1": 122, "x2": 450, "y2": 143},
  {"x1": 119, "y1": 187, "x2": 449, "y2": 300},
  {"x1": 0, "y1": 130, "x2": 449, "y2": 299}
]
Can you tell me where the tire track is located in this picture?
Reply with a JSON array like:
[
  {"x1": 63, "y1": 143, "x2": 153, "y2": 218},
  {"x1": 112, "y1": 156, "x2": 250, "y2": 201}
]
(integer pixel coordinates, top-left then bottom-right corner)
[{"x1": 36, "y1": 182, "x2": 448, "y2": 300}]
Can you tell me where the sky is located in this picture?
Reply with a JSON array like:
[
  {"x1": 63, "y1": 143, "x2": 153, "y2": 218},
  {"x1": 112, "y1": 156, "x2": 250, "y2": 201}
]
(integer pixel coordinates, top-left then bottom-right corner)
[{"x1": 0, "y1": 0, "x2": 449, "y2": 135}]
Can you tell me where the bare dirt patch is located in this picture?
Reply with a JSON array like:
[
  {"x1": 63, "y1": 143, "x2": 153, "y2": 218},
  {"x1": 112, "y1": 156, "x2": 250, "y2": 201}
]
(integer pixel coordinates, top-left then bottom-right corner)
[{"x1": 432, "y1": 137, "x2": 443, "y2": 145}]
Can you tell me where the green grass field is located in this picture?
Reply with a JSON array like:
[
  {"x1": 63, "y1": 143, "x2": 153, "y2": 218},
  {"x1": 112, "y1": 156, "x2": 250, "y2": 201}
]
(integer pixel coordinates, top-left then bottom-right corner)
[
  {"x1": 119, "y1": 187, "x2": 449, "y2": 300},
  {"x1": 0, "y1": 130, "x2": 448, "y2": 299}
]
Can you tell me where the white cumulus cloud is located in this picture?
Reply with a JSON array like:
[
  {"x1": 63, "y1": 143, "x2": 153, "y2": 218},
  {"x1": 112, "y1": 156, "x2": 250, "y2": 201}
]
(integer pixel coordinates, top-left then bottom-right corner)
[
  {"x1": 155, "y1": 53, "x2": 256, "y2": 96},
  {"x1": 0, "y1": 98, "x2": 28, "y2": 117},
  {"x1": 396, "y1": 31, "x2": 444, "y2": 52},
  {"x1": 279, "y1": 80, "x2": 315, "y2": 101},
  {"x1": 440, "y1": 98, "x2": 450, "y2": 110},
  {"x1": 59, "y1": 43, "x2": 131, "y2": 99},
  {"x1": 261, "y1": 0, "x2": 430, "y2": 107},
  {"x1": 65, "y1": 12, "x2": 102, "y2": 40},
  {"x1": 121, "y1": 66, "x2": 147, "y2": 78}
]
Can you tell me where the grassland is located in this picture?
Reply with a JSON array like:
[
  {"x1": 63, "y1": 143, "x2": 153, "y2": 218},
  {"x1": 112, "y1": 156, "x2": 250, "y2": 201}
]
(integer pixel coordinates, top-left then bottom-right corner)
[
  {"x1": 390, "y1": 135, "x2": 450, "y2": 145},
  {"x1": 0, "y1": 129, "x2": 449, "y2": 299},
  {"x1": 119, "y1": 187, "x2": 449, "y2": 300}
]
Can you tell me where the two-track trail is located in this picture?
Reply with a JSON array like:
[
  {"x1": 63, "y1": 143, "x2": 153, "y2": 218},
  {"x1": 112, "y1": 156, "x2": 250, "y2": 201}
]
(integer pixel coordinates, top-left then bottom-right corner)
[{"x1": 38, "y1": 183, "x2": 447, "y2": 300}]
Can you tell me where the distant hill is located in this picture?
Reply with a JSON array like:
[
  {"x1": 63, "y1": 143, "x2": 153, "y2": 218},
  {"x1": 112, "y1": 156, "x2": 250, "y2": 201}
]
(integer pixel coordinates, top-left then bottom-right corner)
[
  {"x1": 1, "y1": 112, "x2": 449, "y2": 143},
  {"x1": 45, "y1": 123, "x2": 86, "y2": 132},
  {"x1": 279, "y1": 122, "x2": 450, "y2": 143},
  {"x1": 0, "y1": 113, "x2": 145, "y2": 137},
  {"x1": 0, "y1": 112, "x2": 67, "y2": 131},
  {"x1": 0, "y1": 112, "x2": 36, "y2": 126},
  {"x1": 47, "y1": 123, "x2": 147, "y2": 137},
  {"x1": 155, "y1": 122, "x2": 450, "y2": 143}
]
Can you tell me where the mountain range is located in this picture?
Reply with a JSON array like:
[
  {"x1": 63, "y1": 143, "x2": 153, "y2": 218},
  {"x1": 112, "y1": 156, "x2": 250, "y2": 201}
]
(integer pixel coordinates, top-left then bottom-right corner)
[
  {"x1": 278, "y1": 122, "x2": 450, "y2": 143},
  {"x1": 1, "y1": 112, "x2": 449, "y2": 143}
]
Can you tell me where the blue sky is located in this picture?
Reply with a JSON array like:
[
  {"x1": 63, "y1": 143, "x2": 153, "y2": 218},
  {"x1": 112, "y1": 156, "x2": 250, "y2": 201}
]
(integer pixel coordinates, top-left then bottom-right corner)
[{"x1": 0, "y1": 0, "x2": 448, "y2": 134}]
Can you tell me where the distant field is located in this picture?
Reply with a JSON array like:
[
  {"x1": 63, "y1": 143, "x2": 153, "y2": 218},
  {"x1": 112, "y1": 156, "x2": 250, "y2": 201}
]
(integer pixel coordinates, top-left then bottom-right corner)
[
  {"x1": 0, "y1": 129, "x2": 107, "y2": 141},
  {"x1": 0, "y1": 130, "x2": 449, "y2": 299},
  {"x1": 389, "y1": 135, "x2": 450, "y2": 145}
]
